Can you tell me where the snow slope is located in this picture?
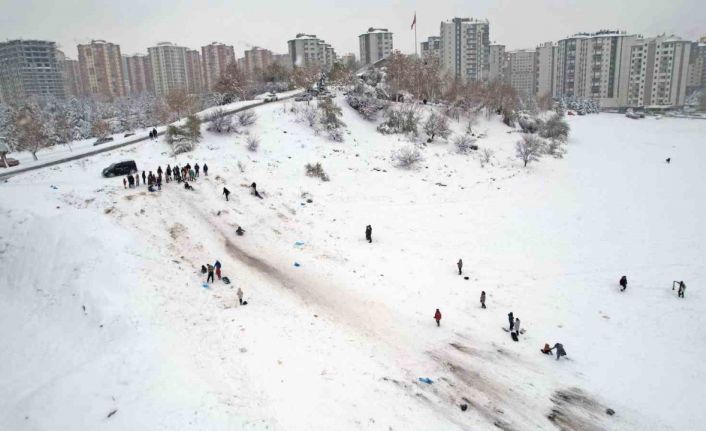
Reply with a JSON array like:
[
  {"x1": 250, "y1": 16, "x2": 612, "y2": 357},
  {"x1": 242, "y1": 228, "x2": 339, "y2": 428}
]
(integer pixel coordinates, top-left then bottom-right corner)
[{"x1": 1, "y1": 100, "x2": 704, "y2": 430}]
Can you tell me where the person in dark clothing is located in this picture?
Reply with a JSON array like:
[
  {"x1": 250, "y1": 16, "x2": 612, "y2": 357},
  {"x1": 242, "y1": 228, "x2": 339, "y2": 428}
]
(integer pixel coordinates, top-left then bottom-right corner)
[
  {"x1": 674, "y1": 280, "x2": 686, "y2": 298},
  {"x1": 142, "y1": 171, "x2": 146, "y2": 185},
  {"x1": 128, "y1": 175, "x2": 135, "y2": 188},
  {"x1": 434, "y1": 309, "x2": 442, "y2": 327},
  {"x1": 206, "y1": 264, "x2": 215, "y2": 283},
  {"x1": 236, "y1": 226, "x2": 245, "y2": 236},
  {"x1": 480, "y1": 291, "x2": 486, "y2": 309},
  {"x1": 201, "y1": 265, "x2": 207, "y2": 274},
  {"x1": 619, "y1": 275, "x2": 627, "y2": 292},
  {"x1": 666, "y1": 158, "x2": 671, "y2": 163},
  {"x1": 508, "y1": 312, "x2": 514, "y2": 331},
  {"x1": 152, "y1": 128, "x2": 157, "y2": 138},
  {"x1": 184, "y1": 182, "x2": 193, "y2": 190},
  {"x1": 123, "y1": 177, "x2": 127, "y2": 189},
  {"x1": 550, "y1": 343, "x2": 567, "y2": 360},
  {"x1": 185, "y1": 163, "x2": 191, "y2": 172},
  {"x1": 214, "y1": 260, "x2": 222, "y2": 280},
  {"x1": 149, "y1": 130, "x2": 153, "y2": 140},
  {"x1": 148, "y1": 184, "x2": 155, "y2": 192},
  {"x1": 203, "y1": 164, "x2": 209, "y2": 176},
  {"x1": 365, "y1": 225, "x2": 372, "y2": 243},
  {"x1": 195, "y1": 163, "x2": 200, "y2": 177},
  {"x1": 157, "y1": 176, "x2": 162, "y2": 190},
  {"x1": 157, "y1": 166, "x2": 163, "y2": 178},
  {"x1": 166, "y1": 165, "x2": 171, "y2": 183},
  {"x1": 223, "y1": 187, "x2": 230, "y2": 201},
  {"x1": 251, "y1": 182, "x2": 263, "y2": 199},
  {"x1": 457, "y1": 259, "x2": 463, "y2": 275}
]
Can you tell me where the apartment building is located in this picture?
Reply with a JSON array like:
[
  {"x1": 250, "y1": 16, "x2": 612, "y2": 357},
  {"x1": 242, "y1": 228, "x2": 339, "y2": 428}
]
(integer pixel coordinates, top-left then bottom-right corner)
[
  {"x1": 273, "y1": 53, "x2": 292, "y2": 69},
  {"x1": 488, "y1": 44, "x2": 505, "y2": 81},
  {"x1": 421, "y1": 36, "x2": 441, "y2": 60},
  {"x1": 185, "y1": 49, "x2": 204, "y2": 94},
  {"x1": 243, "y1": 47, "x2": 273, "y2": 76},
  {"x1": 148, "y1": 42, "x2": 192, "y2": 96},
  {"x1": 439, "y1": 17, "x2": 490, "y2": 81},
  {"x1": 62, "y1": 57, "x2": 82, "y2": 98},
  {"x1": 686, "y1": 41, "x2": 705, "y2": 93},
  {"x1": 123, "y1": 54, "x2": 154, "y2": 95},
  {"x1": 201, "y1": 42, "x2": 235, "y2": 91},
  {"x1": 0, "y1": 39, "x2": 66, "y2": 102},
  {"x1": 359, "y1": 28, "x2": 393, "y2": 66},
  {"x1": 340, "y1": 53, "x2": 357, "y2": 69},
  {"x1": 506, "y1": 49, "x2": 537, "y2": 99},
  {"x1": 627, "y1": 35, "x2": 692, "y2": 107},
  {"x1": 554, "y1": 31, "x2": 639, "y2": 108},
  {"x1": 535, "y1": 42, "x2": 555, "y2": 99},
  {"x1": 77, "y1": 40, "x2": 125, "y2": 100},
  {"x1": 287, "y1": 34, "x2": 337, "y2": 70}
]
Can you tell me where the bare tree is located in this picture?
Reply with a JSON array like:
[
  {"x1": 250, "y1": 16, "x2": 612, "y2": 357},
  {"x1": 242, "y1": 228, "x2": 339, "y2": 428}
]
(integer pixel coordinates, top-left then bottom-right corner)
[
  {"x1": 479, "y1": 148, "x2": 494, "y2": 167},
  {"x1": 206, "y1": 108, "x2": 234, "y2": 133},
  {"x1": 91, "y1": 118, "x2": 110, "y2": 139},
  {"x1": 214, "y1": 62, "x2": 252, "y2": 101},
  {"x1": 292, "y1": 65, "x2": 321, "y2": 89},
  {"x1": 14, "y1": 104, "x2": 49, "y2": 161},
  {"x1": 165, "y1": 89, "x2": 195, "y2": 119},
  {"x1": 423, "y1": 111, "x2": 451, "y2": 142},
  {"x1": 516, "y1": 134, "x2": 545, "y2": 167}
]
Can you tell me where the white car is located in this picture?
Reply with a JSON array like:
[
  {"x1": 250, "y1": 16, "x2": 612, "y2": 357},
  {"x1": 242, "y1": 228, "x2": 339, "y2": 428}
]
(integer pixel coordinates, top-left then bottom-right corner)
[{"x1": 264, "y1": 93, "x2": 278, "y2": 102}]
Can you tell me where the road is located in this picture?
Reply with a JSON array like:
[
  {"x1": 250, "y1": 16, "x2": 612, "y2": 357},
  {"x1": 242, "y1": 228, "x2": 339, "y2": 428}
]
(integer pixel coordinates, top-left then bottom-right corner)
[{"x1": 0, "y1": 92, "x2": 301, "y2": 180}]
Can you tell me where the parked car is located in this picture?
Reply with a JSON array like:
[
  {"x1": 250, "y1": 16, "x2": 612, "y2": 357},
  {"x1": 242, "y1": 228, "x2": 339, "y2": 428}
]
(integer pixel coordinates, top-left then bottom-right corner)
[
  {"x1": 264, "y1": 93, "x2": 278, "y2": 102},
  {"x1": 124, "y1": 132, "x2": 135, "y2": 138},
  {"x1": 93, "y1": 136, "x2": 114, "y2": 146},
  {"x1": 102, "y1": 160, "x2": 137, "y2": 177},
  {"x1": 0, "y1": 157, "x2": 19, "y2": 168}
]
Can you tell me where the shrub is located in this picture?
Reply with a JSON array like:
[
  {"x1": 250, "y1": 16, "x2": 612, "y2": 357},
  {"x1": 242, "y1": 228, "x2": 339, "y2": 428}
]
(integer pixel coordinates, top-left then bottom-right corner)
[
  {"x1": 346, "y1": 92, "x2": 387, "y2": 120},
  {"x1": 453, "y1": 135, "x2": 479, "y2": 154},
  {"x1": 305, "y1": 162, "x2": 330, "y2": 181},
  {"x1": 246, "y1": 134, "x2": 260, "y2": 152},
  {"x1": 423, "y1": 112, "x2": 451, "y2": 142},
  {"x1": 479, "y1": 148, "x2": 494, "y2": 167},
  {"x1": 544, "y1": 139, "x2": 566, "y2": 158},
  {"x1": 206, "y1": 108, "x2": 235, "y2": 133},
  {"x1": 377, "y1": 104, "x2": 421, "y2": 136},
  {"x1": 392, "y1": 145, "x2": 423, "y2": 168},
  {"x1": 540, "y1": 113, "x2": 569, "y2": 142},
  {"x1": 516, "y1": 133, "x2": 545, "y2": 167},
  {"x1": 237, "y1": 111, "x2": 257, "y2": 127}
]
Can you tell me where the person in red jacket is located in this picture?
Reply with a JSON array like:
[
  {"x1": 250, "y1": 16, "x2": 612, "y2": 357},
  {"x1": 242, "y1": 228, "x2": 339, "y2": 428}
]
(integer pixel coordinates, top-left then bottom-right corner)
[{"x1": 434, "y1": 309, "x2": 442, "y2": 327}]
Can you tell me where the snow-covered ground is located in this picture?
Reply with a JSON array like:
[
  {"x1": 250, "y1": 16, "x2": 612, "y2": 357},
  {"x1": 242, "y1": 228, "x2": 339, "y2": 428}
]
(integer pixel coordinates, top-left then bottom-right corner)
[
  {"x1": 1, "y1": 100, "x2": 704, "y2": 430},
  {"x1": 1, "y1": 89, "x2": 303, "y2": 174}
]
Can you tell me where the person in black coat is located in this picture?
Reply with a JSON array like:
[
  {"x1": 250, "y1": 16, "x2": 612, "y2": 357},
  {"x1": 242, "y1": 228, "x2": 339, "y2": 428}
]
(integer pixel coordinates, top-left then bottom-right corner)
[
  {"x1": 619, "y1": 275, "x2": 627, "y2": 292},
  {"x1": 142, "y1": 171, "x2": 146, "y2": 185},
  {"x1": 508, "y1": 312, "x2": 514, "y2": 331},
  {"x1": 195, "y1": 163, "x2": 200, "y2": 177},
  {"x1": 223, "y1": 187, "x2": 230, "y2": 201},
  {"x1": 365, "y1": 225, "x2": 372, "y2": 243},
  {"x1": 203, "y1": 164, "x2": 209, "y2": 176}
]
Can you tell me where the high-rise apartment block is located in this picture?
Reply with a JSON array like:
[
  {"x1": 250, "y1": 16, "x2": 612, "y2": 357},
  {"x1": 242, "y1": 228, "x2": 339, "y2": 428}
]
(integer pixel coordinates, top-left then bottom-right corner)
[
  {"x1": 62, "y1": 57, "x2": 82, "y2": 98},
  {"x1": 287, "y1": 34, "x2": 336, "y2": 70},
  {"x1": 488, "y1": 44, "x2": 506, "y2": 81},
  {"x1": 535, "y1": 42, "x2": 555, "y2": 99},
  {"x1": 421, "y1": 36, "x2": 441, "y2": 59},
  {"x1": 359, "y1": 28, "x2": 393, "y2": 66},
  {"x1": 0, "y1": 39, "x2": 66, "y2": 102},
  {"x1": 201, "y1": 42, "x2": 235, "y2": 91},
  {"x1": 243, "y1": 47, "x2": 274, "y2": 75},
  {"x1": 506, "y1": 50, "x2": 537, "y2": 99},
  {"x1": 627, "y1": 35, "x2": 692, "y2": 107},
  {"x1": 77, "y1": 40, "x2": 125, "y2": 100},
  {"x1": 148, "y1": 42, "x2": 205, "y2": 96},
  {"x1": 124, "y1": 54, "x2": 154, "y2": 95},
  {"x1": 440, "y1": 18, "x2": 490, "y2": 81}
]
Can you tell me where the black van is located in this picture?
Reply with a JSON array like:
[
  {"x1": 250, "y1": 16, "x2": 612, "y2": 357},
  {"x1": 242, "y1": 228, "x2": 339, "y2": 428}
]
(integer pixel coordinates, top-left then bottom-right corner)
[{"x1": 102, "y1": 160, "x2": 137, "y2": 177}]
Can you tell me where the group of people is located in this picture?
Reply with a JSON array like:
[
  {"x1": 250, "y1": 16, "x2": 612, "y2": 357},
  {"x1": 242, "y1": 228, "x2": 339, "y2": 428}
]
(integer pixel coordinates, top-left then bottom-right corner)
[
  {"x1": 148, "y1": 128, "x2": 158, "y2": 140},
  {"x1": 122, "y1": 162, "x2": 210, "y2": 193},
  {"x1": 201, "y1": 260, "x2": 245, "y2": 305}
]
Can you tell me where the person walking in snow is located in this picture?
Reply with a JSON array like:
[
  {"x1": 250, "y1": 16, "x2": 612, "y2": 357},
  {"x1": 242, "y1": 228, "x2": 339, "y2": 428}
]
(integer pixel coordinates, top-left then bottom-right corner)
[
  {"x1": 142, "y1": 171, "x2": 146, "y2": 185},
  {"x1": 123, "y1": 177, "x2": 127, "y2": 189},
  {"x1": 174, "y1": 165, "x2": 181, "y2": 183},
  {"x1": 166, "y1": 165, "x2": 171, "y2": 183},
  {"x1": 203, "y1": 164, "x2": 209, "y2": 176},
  {"x1": 619, "y1": 275, "x2": 627, "y2": 292},
  {"x1": 128, "y1": 175, "x2": 135, "y2": 188},
  {"x1": 194, "y1": 163, "x2": 200, "y2": 177},
  {"x1": 513, "y1": 318, "x2": 521, "y2": 339},
  {"x1": 223, "y1": 187, "x2": 230, "y2": 201},
  {"x1": 237, "y1": 287, "x2": 244, "y2": 305},
  {"x1": 550, "y1": 343, "x2": 567, "y2": 360},
  {"x1": 480, "y1": 291, "x2": 486, "y2": 309},
  {"x1": 206, "y1": 264, "x2": 215, "y2": 283},
  {"x1": 135, "y1": 173, "x2": 140, "y2": 186},
  {"x1": 157, "y1": 166, "x2": 163, "y2": 180},
  {"x1": 189, "y1": 168, "x2": 195, "y2": 181},
  {"x1": 508, "y1": 312, "x2": 514, "y2": 331},
  {"x1": 152, "y1": 128, "x2": 157, "y2": 138},
  {"x1": 214, "y1": 260, "x2": 222, "y2": 280},
  {"x1": 457, "y1": 259, "x2": 463, "y2": 275},
  {"x1": 157, "y1": 175, "x2": 162, "y2": 191},
  {"x1": 365, "y1": 225, "x2": 372, "y2": 243},
  {"x1": 434, "y1": 309, "x2": 442, "y2": 327},
  {"x1": 674, "y1": 280, "x2": 686, "y2": 298},
  {"x1": 251, "y1": 182, "x2": 263, "y2": 199}
]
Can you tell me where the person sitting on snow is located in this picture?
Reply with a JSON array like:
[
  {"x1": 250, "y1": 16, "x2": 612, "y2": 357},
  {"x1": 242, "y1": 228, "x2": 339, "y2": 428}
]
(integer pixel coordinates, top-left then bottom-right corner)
[{"x1": 541, "y1": 343, "x2": 552, "y2": 354}]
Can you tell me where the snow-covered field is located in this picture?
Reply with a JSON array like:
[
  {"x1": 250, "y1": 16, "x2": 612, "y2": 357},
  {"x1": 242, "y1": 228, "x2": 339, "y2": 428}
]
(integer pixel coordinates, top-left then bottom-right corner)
[{"x1": 1, "y1": 99, "x2": 704, "y2": 430}]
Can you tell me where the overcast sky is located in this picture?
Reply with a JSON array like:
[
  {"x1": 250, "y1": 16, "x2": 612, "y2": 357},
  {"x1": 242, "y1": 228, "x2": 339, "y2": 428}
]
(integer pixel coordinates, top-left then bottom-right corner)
[{"x1": 1, "y1": 0, "x2": 704, "y2": 58}]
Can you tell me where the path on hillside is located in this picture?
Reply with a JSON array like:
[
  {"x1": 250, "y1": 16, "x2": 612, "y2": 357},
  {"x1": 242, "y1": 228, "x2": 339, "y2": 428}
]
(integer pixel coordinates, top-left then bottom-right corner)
[{"x1": 0, "y1": 92, "x2": 301, "y2": 181}]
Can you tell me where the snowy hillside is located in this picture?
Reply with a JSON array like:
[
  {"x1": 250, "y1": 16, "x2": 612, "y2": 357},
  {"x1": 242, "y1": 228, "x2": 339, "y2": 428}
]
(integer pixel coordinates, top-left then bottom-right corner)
[{"x1": 1, "y1": 99, "x2": 704, "y2": 431}]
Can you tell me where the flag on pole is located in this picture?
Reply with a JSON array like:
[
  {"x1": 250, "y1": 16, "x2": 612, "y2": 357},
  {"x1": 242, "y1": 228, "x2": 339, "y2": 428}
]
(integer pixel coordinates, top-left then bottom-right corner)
[{"x1": 411, "y1": 12, "x2": 416, "y2": 30}]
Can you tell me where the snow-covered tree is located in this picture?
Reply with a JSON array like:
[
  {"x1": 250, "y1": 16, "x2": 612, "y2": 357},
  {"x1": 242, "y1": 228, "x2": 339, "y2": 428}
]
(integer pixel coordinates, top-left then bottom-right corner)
[
  {"x1": 423, "y1": 111, "x2": 451, "y2": 142},
  {"x1": 392, "y1": 144, "x2": 423, "y2": 168},
  {"x1": 516, "y1": 133, "x2": 545, "y2": 167},
  {"x1": 453, "y1": 134, "x2": 478, "y2": 154},
  {"x1": 377, "y1": 103, "x2": 421, "y2": 136},
  {"x1": 214, "y1": 62, "x2": 252, "y2": 101},
  {"x1": 166, "y1": 89, "x2": 193, "y2": 119},
  {"x1": 206, "y1": 108, "x2": 234, "y2": 133},
  {"x1": 14, "y1": 103, "x2": 50, "y2": 160},
  {"x1": 166, "y1": 115, "x2": 201, "y2": 155},
  {"x1": 540, "y1": 113, "x2": 570, "y2": 142},
  {"x1": 318, "y1": 98, "x2": 345, "y2": 141}
]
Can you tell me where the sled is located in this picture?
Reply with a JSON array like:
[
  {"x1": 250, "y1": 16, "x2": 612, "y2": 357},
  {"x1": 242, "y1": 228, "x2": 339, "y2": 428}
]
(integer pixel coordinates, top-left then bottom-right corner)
[
  {"x1": 502, "y1": 327, "x2": 526, "y2": 334},
  {"x1": 222, "y1": 276, "x2": 231, "y2": 285},
  {"x1": 418, "y1": 377, "x2": 433, "y2": 384},
  {"x1": 202, "y1": 283, "x2": 209, "y2": 289}
]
